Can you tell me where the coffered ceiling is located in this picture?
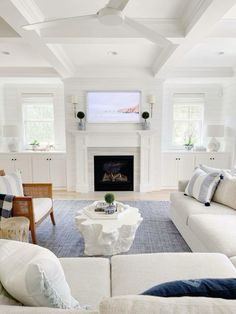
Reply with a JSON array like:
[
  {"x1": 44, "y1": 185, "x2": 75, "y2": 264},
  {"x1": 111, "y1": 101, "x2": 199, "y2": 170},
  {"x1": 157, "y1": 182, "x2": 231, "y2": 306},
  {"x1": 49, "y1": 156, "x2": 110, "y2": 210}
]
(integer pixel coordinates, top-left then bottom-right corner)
[{"x1": 0, "y1": 0, "x2": 236, "y2": 79}]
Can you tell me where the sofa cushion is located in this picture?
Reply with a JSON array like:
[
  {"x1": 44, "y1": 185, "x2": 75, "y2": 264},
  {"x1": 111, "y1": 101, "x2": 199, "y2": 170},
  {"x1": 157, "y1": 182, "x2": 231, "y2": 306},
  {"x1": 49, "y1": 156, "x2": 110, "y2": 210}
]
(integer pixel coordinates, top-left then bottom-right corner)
[
  {"x1": 100, "y1": 295, "x2": 236, "y2": 314},
  {"x1": 213, "y1": 173, "x2": 236, "y2": 210},
  {"x1": 33, "y1": 198, "x2": 53, "y2": 223},
  {"x1": 170, "y1": 192, "x2": 236, "y2": 225},
  {"x1": 142, "y1": 278, "x2": 236, "y2": 299},
  {"x1": 0, "y1": 305, "x2": 98, "y2": 314},
  {"x1": 185, "y1": 167, "x2": 221, "y2": 205},
  {"x1": 111, "y1": 253, "x2": 236, "y2": 296},
  {"x1": 59, "y1": 257, "x2": 110, "y2": 309},
  {"x1": 0, "y1": 240, "x2": 80, "y2": 309},
  {"x1": 188, "y1": 215, "x2": 236, "y2": 257}
]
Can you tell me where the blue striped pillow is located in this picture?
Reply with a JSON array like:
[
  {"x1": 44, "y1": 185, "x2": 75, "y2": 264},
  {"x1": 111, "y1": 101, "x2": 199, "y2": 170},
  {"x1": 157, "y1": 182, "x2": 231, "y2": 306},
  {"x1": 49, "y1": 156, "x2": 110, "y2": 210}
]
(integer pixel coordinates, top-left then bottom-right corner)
[
  {"x1": 185, "y1": 167, "x2": 221, "y2": 206},
  {"x1": 0, "y1": 171, "x2": 24, "y2": 196}
]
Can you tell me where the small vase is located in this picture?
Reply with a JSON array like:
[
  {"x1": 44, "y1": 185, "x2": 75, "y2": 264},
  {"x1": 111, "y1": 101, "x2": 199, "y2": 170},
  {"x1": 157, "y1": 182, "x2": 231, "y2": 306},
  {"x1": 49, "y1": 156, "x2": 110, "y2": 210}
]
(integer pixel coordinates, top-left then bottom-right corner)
[
  {"x1": 184, "y1": 144, "x2": 194, "y2": 151},
  {"x1": 143, "y1": 120, "x2": 150, "y2": 130},
  {"x1": 78, "y1": 119, "x2": 86, "y2": 130}
]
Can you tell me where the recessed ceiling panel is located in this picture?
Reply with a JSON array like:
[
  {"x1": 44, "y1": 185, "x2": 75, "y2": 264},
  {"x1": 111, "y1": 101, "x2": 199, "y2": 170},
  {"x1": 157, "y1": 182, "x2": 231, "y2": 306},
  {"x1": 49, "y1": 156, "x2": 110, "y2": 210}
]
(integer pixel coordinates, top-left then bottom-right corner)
[
  {"x1": 61, "y1": 40, "x2": 159, "y2": 67},
  {"x1": 177, "y1": 39, "x2": 236, "y2": 67},
  {"x1": 34, "y1": 0, "x2": 191, "y2": 19},
  {"x1": 0, "y1": 41, "x2": 50, "y2": 67}
]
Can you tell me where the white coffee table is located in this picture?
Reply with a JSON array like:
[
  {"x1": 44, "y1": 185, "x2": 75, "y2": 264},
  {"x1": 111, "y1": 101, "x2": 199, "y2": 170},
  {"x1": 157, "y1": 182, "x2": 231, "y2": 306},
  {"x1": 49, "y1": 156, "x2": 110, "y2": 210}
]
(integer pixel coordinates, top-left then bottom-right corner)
[{"x1": 75, "y1": 201, "x2": 143, "y2": 256}]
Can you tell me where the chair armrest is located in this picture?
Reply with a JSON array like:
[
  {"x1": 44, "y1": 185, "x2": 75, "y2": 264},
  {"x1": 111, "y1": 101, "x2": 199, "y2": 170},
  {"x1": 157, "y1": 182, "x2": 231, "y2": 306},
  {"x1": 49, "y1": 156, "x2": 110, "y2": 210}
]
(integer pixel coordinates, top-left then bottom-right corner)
[
  {"x1": 178, "y1": 180, "x2": 189, "y2": 192},
  {"x1": 23, "y1": 183, "x2": 52, "y2": 198},
  {"x1": 12, "y1": 196, "x2": 34, "y2": 218}
]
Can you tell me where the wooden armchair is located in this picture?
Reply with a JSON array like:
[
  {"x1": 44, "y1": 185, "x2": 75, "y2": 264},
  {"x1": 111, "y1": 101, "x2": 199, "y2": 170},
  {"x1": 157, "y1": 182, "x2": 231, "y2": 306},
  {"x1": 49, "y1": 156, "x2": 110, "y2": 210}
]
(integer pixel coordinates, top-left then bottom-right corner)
[{"x1": 0, "y1": 170, "x2": 55, "y2": 244}]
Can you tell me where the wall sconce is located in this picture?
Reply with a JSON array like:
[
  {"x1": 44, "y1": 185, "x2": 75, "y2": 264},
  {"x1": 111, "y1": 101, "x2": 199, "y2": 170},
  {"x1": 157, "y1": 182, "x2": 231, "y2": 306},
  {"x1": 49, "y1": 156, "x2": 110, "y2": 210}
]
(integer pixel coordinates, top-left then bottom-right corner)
[
  {"x1": 70, "y1": 95, "x2": 78, "y2": 118},
  {"x1": 147, "y1": 94, "x2": 156, "y2": 117}
]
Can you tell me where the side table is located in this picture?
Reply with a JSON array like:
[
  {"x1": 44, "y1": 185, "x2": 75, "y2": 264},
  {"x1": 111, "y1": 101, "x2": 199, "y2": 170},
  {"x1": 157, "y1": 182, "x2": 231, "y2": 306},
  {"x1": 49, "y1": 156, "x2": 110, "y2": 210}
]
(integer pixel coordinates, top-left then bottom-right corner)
[{"x1": 0, "y1": 217, "x2": 30, "y2": 242}]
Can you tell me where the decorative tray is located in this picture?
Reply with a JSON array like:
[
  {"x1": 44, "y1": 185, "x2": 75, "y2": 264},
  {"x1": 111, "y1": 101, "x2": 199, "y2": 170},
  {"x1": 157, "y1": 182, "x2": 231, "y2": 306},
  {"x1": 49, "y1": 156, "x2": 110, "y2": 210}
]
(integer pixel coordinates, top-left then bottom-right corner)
[{"x1": 83, "y1": 201, "x2": 129, "y2": 220}]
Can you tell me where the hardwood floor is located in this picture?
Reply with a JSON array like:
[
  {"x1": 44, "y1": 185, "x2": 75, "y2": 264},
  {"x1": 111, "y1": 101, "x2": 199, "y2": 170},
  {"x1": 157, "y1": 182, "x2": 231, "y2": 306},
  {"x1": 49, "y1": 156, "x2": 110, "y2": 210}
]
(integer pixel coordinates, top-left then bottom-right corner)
[{"x1": 53, "y1": 190, "x2": 173, "y2": 201}]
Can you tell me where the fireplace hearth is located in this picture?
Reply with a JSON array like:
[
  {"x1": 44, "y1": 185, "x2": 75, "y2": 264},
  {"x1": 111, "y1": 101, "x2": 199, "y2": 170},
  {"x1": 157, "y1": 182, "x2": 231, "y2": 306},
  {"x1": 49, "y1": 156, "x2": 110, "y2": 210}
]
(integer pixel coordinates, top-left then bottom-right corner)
[{"x1": 94, "y1": 155, "x2": 134, "y2": 191}]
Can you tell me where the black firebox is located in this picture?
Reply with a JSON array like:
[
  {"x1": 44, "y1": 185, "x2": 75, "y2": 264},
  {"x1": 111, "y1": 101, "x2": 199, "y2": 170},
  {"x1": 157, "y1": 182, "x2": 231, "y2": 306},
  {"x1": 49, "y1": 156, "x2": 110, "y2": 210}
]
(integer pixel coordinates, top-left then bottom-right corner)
[{"x1": 94, "y1": 155, "x2": 134, "y2": 191}]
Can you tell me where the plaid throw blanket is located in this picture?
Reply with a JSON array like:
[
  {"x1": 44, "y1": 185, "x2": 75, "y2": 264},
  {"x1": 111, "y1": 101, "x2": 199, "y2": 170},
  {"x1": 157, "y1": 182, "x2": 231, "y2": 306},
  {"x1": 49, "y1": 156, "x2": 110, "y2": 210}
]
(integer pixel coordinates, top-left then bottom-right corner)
[{"x1": 0, "y1": 194, "x2": 14, "y2": 220}]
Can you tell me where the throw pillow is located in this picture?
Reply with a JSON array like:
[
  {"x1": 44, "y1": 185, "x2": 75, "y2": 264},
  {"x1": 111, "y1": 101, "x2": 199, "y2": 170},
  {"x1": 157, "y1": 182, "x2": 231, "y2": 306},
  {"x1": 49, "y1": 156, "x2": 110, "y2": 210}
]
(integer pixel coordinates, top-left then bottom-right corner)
[
  {"x1": 0, "y1": 171, "x2": 24, "y2": 196},
  {"x1": 0, "y1": 239, "x2": 81, "y2": 309},
  {"x1": 0, "y1": 282, "x2": 22, "y2": 306},
  {"x1": 185, "y1": 167, "x2": 221, "y2": 206},
  {"x1": 142, "y1": 278, "x2": 236, "y2": 299},
  {"x1": 213, "y1": 172, "x2": 236, "y2": 210}
]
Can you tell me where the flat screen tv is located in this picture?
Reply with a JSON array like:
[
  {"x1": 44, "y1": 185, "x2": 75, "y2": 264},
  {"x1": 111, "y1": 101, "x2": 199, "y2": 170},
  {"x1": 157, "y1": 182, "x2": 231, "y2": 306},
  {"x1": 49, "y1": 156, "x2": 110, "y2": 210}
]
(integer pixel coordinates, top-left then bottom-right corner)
[{"x1": 86, "y1": 91, "x2": 141, "y2": 123}]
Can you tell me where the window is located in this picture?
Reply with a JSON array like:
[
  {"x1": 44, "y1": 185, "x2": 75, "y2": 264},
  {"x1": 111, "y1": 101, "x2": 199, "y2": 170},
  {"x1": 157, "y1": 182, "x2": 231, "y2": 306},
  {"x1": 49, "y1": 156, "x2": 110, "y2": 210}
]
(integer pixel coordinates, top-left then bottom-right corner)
[
  {"x1": 22, "y1": 94, "x2": 54, "y2": 146},
  {"x1": 172, "y1": 94, "x2": 204, "y2": 147}
]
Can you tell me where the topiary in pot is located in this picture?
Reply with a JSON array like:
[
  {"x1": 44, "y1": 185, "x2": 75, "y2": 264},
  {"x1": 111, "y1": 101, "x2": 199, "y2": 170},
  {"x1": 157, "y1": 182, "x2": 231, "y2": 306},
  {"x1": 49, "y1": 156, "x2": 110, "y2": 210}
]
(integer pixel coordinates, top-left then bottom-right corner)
[
  {"x1": 104, "y1": 192, "x2": 115, "y2": 205},
  {"x1": 77, "y1": 111, "x2": 86, "y2": 130},
  {"x1": 142, "y1": 111, "x2": 150, "y2": 130}
]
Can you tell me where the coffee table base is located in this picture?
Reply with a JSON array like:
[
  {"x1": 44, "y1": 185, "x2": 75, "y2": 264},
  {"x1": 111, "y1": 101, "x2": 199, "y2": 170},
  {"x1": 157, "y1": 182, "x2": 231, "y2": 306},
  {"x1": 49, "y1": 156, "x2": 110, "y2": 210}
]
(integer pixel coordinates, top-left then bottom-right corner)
[{"x1": 76, "y1": 205, "x2": 143, "y2": 256}]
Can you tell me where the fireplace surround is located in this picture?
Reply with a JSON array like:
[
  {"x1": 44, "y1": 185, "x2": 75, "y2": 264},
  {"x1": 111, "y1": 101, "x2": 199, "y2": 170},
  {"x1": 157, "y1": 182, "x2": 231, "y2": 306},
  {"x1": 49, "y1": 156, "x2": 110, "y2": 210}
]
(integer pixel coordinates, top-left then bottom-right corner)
[{"x1": 94, "y1": 155, "x2": 134, "y2": 191}]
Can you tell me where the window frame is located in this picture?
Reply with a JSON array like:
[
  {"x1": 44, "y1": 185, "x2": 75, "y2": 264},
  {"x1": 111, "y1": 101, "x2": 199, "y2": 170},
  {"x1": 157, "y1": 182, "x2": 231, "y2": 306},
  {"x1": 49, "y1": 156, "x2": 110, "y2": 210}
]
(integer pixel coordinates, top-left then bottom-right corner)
[
  {"x1": 171, "y1": 93, "x2": 205, "y2": 149},
  {"x1": 21, "y1": 93, "x2": 55, "y2": 149}
]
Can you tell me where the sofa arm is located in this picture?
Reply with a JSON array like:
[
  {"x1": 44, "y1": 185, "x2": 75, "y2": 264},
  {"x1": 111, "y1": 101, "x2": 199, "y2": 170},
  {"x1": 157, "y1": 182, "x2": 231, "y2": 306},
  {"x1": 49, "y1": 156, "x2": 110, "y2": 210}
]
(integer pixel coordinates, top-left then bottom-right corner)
[{"x1": 178, "y1": 180, "x2": 189, "y2": 192}]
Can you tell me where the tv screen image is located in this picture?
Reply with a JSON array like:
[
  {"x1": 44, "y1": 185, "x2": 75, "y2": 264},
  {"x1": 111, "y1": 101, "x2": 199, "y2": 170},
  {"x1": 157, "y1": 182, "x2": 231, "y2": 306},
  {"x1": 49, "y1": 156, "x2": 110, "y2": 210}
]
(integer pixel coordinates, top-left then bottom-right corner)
[{"x1": 86, "y1": 91, "x2": 141, "y2": 123}]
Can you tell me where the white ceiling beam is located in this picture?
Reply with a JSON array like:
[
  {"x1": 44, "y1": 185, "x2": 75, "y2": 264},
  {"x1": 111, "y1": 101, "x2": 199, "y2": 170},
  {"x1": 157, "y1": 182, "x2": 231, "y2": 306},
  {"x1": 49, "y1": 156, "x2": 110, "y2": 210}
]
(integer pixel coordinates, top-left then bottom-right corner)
[
  {"x1": 0, "y1": 67, "x2": 58, "y2": 77},
  {"x1": 162, "y1": 67, "x2": 234, "y2": 79},
  {"x1": 152, "y1": 0, "x2": 236, "y2": 77},
  {"x1": 0, "y1": 0, "x2": 75, "y2": 78}
]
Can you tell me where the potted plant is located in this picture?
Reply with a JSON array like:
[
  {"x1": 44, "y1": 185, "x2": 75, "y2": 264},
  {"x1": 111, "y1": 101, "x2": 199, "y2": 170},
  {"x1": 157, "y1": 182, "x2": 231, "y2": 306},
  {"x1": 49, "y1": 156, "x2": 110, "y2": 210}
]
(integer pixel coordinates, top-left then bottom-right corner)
[
  {"x1": 184, "y1": 134, "x2": 194, "y2": 151},
  {"x1": 77, "y1": 111, "x2": 86, "y2": 130},
  {"x1": 30, "y1": 139, "x2": 40, "y2": 151},
  {"x1": 104, "y1": 193, "x2": 116, "y2": 214},
  {"x1": 142, "y1": 111, "x2": 150, "y2": 130}
]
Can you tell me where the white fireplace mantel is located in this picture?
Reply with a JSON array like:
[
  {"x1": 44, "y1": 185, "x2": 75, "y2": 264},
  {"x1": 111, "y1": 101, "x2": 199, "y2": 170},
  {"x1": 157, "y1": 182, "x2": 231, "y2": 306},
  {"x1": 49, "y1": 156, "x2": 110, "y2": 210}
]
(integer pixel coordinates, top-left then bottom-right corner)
[{"x1": 71, "y1": 130, "x2": 157, "y2": 193}]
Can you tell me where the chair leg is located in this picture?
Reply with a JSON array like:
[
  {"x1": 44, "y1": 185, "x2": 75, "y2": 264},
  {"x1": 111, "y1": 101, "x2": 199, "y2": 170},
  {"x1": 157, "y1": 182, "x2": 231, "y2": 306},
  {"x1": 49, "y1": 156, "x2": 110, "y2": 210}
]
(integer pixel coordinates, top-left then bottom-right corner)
[
  {"x1": 31, "y1": 223, "x2": 37, "y2": 244},
  {"x1": 50, "y1": 210, "x2": 56, "y2": 226}
]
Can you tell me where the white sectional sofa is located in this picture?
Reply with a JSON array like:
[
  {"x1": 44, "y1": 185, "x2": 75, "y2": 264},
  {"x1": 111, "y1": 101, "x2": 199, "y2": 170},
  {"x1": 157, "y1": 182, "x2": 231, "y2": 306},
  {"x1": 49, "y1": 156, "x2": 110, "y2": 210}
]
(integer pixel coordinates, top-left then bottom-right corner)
[
  {"x1": 170, "y1": 181, "x2": 236, "y2": 266},
  {"x1": 2, "y1": 253, "x2": 236, "y2": 313}
]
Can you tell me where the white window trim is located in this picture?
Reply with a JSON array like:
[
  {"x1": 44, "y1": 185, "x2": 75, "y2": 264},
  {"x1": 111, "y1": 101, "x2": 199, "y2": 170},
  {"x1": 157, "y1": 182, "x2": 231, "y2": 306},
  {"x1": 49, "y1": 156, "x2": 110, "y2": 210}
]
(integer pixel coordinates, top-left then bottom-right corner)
[
  {"x1": 171, "y1": 93, "x2": 205, "y2": 150},
  {"x1": 22, "y1": 93, "x2": 55, "y2": 148}
]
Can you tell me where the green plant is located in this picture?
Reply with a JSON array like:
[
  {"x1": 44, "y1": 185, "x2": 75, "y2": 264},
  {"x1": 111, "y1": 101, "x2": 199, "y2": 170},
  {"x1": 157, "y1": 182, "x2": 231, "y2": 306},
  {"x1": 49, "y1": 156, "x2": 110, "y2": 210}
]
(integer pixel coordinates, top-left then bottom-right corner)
[
  {"x1": 104, "y1": 193, "x2": 115, "y2": 204},
  {"x1": 142, "y1": 111, "x2": 150, "y2": 120},
  {"x1": 77, "y1": 111, "x2": 85, "y2": 120},
  {"x1": 184, "y1": 134, "x2": 194, "y2": 146},
  {"x1": 30, "y1": 139, "x2": 39, "y2": 146}
]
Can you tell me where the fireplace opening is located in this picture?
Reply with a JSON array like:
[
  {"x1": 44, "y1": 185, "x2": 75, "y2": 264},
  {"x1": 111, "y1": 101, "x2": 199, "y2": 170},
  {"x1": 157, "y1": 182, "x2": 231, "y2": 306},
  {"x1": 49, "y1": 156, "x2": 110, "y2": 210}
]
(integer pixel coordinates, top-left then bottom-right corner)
[{"x1": 94, "y1": 155, "x2": 134, "y2": 191}]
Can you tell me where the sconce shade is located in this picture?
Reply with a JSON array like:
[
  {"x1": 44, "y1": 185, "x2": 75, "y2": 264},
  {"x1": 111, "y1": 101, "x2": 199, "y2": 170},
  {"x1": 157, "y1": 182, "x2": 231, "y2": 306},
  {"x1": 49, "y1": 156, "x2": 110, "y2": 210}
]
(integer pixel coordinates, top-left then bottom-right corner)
[
  {"x1": 70, "y1": 95, "x2": 78, "y2": 104},
  {"x1": 3, "y1": 125, "x2": 19, "y2": 137},
  {"x1": 207, "y1": 125, "x2": 224, "y2": 138},
  {"x1": 147, "y1": 95, "x2": 156, "y2": 104}
]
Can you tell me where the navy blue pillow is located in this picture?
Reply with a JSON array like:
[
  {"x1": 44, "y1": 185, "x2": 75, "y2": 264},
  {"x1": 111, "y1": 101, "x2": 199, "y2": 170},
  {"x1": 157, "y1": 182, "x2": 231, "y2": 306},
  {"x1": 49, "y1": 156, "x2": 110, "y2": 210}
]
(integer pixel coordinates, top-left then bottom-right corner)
[{"x1": 142, "y1": 278, "x2": 236, "y2": 299}]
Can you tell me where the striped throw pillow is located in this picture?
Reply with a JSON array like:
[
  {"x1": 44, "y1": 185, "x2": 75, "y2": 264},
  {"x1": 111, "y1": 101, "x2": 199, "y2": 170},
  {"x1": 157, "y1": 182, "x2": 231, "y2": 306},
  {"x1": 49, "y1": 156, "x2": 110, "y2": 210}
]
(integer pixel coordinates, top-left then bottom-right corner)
[
  {"x1": 0, "y1": 171, "x2": 24, "y2": 196},
  {"x1": 185, "y1": 167, "x2": 221, "y2": 206}
]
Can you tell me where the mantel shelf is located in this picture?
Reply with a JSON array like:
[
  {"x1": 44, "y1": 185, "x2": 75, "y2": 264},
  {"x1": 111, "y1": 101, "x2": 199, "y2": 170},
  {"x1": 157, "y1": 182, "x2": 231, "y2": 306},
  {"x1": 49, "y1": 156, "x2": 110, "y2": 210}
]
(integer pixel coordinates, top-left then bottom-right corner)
[{"x1": 70, "y1": 130, "x2": 156, "y2": 135}]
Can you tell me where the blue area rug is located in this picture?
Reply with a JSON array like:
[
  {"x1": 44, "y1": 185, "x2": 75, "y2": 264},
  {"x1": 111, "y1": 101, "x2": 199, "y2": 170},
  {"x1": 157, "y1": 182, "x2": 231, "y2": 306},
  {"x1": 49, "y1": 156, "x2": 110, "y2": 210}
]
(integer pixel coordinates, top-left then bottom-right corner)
[{"x1": 34, "y1": 200, "x2": 191, "y2": 257}]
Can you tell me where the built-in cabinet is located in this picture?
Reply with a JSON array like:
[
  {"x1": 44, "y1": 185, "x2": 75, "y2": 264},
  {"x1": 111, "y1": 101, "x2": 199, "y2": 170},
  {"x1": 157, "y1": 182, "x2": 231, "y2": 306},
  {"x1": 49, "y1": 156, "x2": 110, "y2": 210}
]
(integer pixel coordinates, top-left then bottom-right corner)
[
  {"x1": 161, "y1": 152, "x2": 232, "y2": 188},
  {"x1": 0, "y1": 152, "x2": 66, "y2": 189}
]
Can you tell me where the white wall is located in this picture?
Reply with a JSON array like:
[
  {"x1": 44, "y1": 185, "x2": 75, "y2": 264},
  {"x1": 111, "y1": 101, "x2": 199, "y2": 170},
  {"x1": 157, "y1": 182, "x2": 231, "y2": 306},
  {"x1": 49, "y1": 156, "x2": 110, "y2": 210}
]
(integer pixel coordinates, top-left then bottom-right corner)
[
  {"x1": 162, "y1": 83, "x2": 224, "y2": 151},
  {"x1": 223, "y1": 79, "x2": 236, "y2": 165},
  {"x1": 64, "y1": 77, "x2": 164, "y2": 191},
  {"x1": 0, "y1": 78, "x2": 66, "y2": 151}
]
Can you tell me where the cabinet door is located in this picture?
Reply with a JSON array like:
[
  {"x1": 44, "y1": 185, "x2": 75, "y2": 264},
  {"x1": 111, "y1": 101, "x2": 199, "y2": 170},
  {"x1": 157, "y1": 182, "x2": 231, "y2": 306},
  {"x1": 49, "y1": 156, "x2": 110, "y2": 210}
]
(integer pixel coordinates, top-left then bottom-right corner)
[
  {"x1": 14, "y1": 156, "x2": 32, "y2": 183},
  {"x1": 49, "y1": 155, "x2": 67, "y2": 189},
  {"x1": 0, "y1": 155, "x2": 15, "y2": 174},
  {"x1": 32, "y1": 156, "x2": 50, "y2": 183},
  {"x1": 195, "y1": 153, "x2": 231, "y2": 169},
  {"x1": 161, "y1": 154, "x2": 178, "y2": 187},
  {"x1": 177, "y1": 154, "x2": 195, "y2": 181}
]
